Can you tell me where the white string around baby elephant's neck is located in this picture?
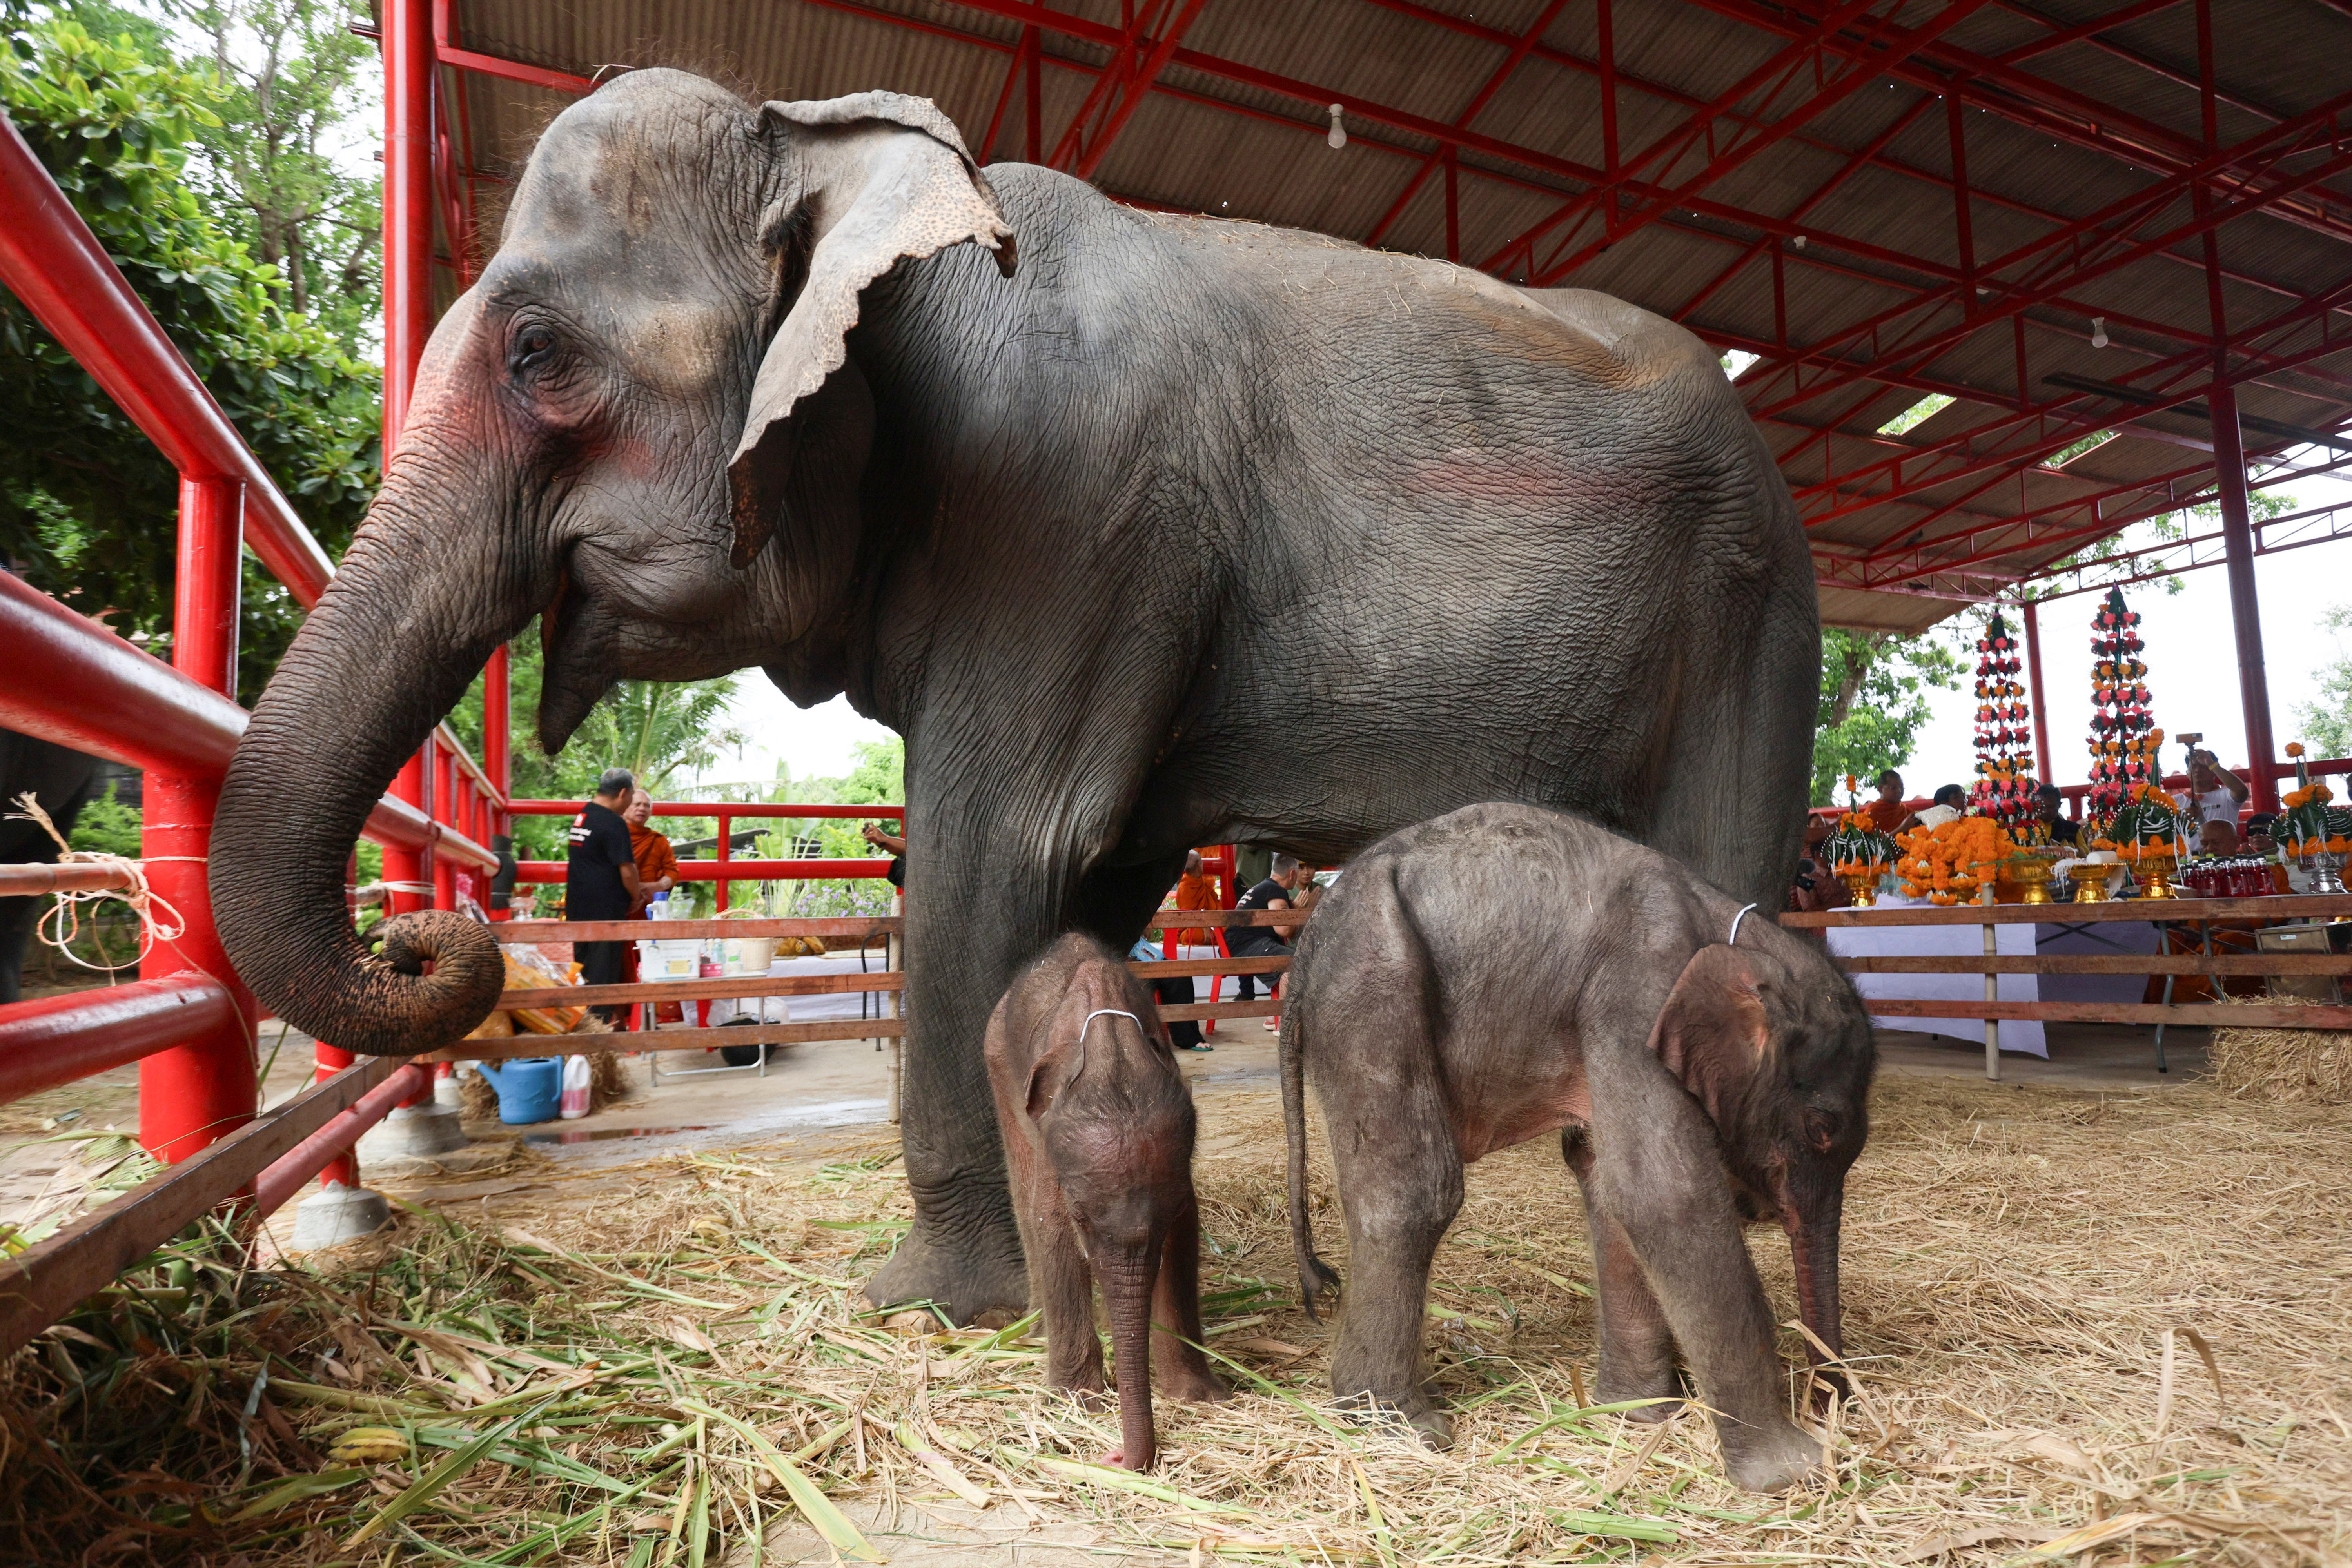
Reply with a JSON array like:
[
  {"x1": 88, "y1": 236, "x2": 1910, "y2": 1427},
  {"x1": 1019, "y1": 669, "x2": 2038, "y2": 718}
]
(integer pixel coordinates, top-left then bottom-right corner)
[{"x1": 1081, "y1": 1008, "x2": 1141, "y2": 1038}]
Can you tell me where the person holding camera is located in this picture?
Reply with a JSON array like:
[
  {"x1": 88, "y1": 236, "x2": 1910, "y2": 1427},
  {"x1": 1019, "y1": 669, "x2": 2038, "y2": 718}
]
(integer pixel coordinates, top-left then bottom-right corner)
[{"x1": 2173, "y1": 742, "x2": 2249, "y2": 827}]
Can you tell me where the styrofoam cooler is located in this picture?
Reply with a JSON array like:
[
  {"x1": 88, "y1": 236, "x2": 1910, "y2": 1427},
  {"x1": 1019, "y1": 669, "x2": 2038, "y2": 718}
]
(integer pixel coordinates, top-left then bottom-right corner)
[{"x1": 638, "y1": 938, "x2": 708, "y2": 1026}]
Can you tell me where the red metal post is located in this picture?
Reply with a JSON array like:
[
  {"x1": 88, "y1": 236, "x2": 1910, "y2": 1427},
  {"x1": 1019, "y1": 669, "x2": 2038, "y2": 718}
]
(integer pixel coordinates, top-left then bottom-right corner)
[
  {"x1": 2022, "y1": 599, "x2": 2053, "y2": 785},
  {"x1": 139, "y1": 475, "x2": 257, "y2": 1164},
  {"x1": 432, "y1": 738, "x2": 457, "y2": 911},
  {"x1": 324, "y1": 0, "x2": 441, "y2": 1173},
  {"x1": 715, "y1": 810, "x2": 733, "y2": 914},
  {"x1": 383, "y1": 0, "x2": 434, "y2": 464},
  {"x1": 2207, "y1": 383, "x2": 2281, "y2": 811}
]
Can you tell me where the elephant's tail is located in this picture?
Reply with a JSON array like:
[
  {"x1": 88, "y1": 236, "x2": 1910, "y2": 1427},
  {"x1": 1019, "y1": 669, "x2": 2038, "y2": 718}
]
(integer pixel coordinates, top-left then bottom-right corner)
[{"x1": 1281, "y1": 973, "x2": 1340, "y2": 1320}]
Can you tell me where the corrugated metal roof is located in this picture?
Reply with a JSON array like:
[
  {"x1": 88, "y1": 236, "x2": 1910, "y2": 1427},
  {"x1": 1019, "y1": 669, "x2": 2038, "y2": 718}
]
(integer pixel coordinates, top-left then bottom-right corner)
[{"x1": 430, "y1": 0, "x2": 2352, "y2": 635}]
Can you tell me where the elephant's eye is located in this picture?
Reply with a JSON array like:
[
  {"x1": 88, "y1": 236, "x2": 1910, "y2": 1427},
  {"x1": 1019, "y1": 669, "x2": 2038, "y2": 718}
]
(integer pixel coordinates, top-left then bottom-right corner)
[{"x1": 510, "y1": 325, "x2": 559, "y2": 376}]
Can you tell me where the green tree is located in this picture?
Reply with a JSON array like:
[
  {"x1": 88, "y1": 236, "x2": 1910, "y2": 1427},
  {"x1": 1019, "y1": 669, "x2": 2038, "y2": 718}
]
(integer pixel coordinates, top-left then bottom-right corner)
[
  {"x1": 171, "y1": 0, "x2": 381, "y2": 347},
  {"x1": 2295, "y1": 604, "x2": 2352, "y2": 759},
  {"x1": 0, "y1": 12, "x2": 379, "y2": 703},
  {"x1": 738, "y1": 739, "x2": 905, "y2": 920},
  {"x1": 444, "y1": 628, "x2": 746, "y2": 860},
  {"x1": 1812, "y1": 628, "x2": 1963, "y2": 805}
]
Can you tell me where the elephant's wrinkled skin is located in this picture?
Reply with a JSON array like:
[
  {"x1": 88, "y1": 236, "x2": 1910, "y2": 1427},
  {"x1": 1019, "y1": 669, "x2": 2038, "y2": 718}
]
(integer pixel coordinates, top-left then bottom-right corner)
[
  {"x1": 984, "y1": 934, "x2": 1227, "y2": 1471},
  {"x1": 207, "y1": 71, "x2": 1821, "y2": 1322},
  {"x1": 1281, "y1": 805, "x2": 1874, "y2": 1492}
]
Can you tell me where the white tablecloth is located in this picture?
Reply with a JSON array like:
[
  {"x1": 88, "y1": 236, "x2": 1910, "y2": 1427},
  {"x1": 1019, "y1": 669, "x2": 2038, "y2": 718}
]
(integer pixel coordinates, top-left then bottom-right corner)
[
  {"x1": 1827, "y1": 896, "x2": 2046, "y2": 1056},
  {"x1": 710, "y1": 953, "x2": 896, "y2": 1026},
  {"x1": 1154, "y1": 944, "x2": 1270, "y2": 1002}
]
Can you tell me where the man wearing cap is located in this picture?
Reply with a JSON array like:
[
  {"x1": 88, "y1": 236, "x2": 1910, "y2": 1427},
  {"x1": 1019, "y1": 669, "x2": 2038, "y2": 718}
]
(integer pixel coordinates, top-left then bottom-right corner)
[{"x1": 568, "y1": 768, "x2": 644, "y2": 1025}]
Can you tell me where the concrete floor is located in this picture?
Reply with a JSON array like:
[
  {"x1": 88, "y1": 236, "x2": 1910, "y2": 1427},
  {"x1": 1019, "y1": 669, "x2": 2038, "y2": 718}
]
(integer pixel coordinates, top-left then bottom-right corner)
[
  {"x1": 0, "y1": 1001, "x2": 2213, "y2": 1243},
  {"x1": 451, "y1": 1013, "x2": 2209, "y2": 1187}
]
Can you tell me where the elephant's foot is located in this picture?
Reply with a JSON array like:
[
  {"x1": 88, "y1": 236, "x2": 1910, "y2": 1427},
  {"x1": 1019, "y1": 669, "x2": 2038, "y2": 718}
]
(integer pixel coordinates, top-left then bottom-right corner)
[
  {"x1": 1718, "y1": 1416, "x2": 1828, "y2": 1494},
  {"x1": 1332, "y1": 1390, "x2": 1454, "y2": 1450},
  {"x1": 862, "y1": 1212, "x2": 1031, "y2": 1325},
  {"x1": 1595, "y1": 1360, "x2": 1686, "y2": 1423},
  {"x1": 1157, "y1": 1364, "x2": 1231, "y2": 1404}
]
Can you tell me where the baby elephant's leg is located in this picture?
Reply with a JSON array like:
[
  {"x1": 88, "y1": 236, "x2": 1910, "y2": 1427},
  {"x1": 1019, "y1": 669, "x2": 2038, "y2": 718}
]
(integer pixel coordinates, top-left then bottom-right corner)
[
  {"x1": 1150, "y1": 1195, "x2": 1230, "y2": 1404},
  {"x1": 1323, "y1": 1038, "x2": 1464, "y2": 1448},
  {"x1": 1014, "y1": 1153, "x2": 1105, "y2": 1398},
  {"x1": 1585, "y1": 1054, "x2": 1821, "y2": 1493},
  {"x1": 1563, "y1": 1128, "x2": 1680, "y2": 1421}
]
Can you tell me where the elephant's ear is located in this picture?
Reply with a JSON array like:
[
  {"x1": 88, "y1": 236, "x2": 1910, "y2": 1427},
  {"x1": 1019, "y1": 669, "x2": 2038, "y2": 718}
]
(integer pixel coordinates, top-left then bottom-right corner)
[
  {"x1": 1645, "y1": 944, "x2": 1771, "y2": 1118},
  {"x1": 727, "y1": 92, "x2": 1018, "y2": 568},
  {"x1": 1025, "y1": 1034, "x2": 1089, "y2": 1122}
]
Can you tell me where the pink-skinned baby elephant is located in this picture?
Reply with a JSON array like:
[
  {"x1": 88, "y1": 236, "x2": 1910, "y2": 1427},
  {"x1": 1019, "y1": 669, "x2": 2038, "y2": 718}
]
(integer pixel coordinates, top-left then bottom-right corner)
[
  {"x1": 985, "y1": 934, "x2": 1230, "y2": 1470},
  {"x1": 1281, "y1": 804, "x2": 1875, "y2": 1492}
]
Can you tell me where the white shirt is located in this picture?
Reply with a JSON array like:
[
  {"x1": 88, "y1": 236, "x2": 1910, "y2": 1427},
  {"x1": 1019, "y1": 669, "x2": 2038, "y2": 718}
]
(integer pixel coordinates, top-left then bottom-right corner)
[{"x1": 2174, "y1": 786, "x2": 2239, "y2": 825}]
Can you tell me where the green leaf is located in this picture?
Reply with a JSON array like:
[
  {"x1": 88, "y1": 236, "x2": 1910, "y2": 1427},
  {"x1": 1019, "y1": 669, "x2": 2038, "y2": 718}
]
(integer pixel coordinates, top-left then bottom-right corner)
[{"x1": 219, "y1": 1466, "x2": 369, "y2": 1523}]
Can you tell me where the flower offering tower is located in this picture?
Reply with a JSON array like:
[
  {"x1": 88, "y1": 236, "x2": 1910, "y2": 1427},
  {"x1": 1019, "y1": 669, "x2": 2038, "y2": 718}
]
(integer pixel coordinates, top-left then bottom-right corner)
[
  {"x1": 2084, "y1": 588, "x2": 2159, "y2": 834},
  {"x1": 1969, "y1": 611, "x2": 2036, "y2": 828}
]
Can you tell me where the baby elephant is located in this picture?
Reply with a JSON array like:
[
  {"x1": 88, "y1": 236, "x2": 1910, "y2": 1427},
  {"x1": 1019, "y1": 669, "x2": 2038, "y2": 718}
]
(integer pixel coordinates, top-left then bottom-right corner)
[
  {"x1": 985, "y1": 933, "x2": 1229, "y2": 1470},
  {"x1": 1282, "y1": 804, "x2": 1875, "y2": 1492}
]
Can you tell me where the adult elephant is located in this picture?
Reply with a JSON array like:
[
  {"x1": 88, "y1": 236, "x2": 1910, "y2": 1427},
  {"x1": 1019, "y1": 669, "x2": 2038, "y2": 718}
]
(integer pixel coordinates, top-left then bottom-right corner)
[
  {"x1": 209, "y1": 72, "x2": 1820, "y2": 1321},
  {"x1": 0, "y1": 730, "x2": 105, "y2": 1004}
]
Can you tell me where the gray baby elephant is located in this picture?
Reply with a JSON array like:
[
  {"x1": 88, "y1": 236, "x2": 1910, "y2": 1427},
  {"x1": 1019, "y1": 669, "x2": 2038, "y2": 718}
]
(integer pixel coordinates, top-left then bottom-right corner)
[
  {"x1": 985, "y1": 934, "x2": 1229, "y2": 1470},
  {"x1": 1281, "y1": 804, "x2": 1875, "y2": 1492}
]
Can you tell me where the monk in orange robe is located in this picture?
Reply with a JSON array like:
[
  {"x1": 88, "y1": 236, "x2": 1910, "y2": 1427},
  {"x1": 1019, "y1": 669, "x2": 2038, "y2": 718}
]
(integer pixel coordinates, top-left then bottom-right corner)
[{"x1": 624, "y1": 788, "x2": 679, "y2": 914}]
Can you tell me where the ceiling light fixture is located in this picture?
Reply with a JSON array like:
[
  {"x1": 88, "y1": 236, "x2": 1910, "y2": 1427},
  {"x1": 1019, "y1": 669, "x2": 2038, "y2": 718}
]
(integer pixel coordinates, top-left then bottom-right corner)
[
  {"x1": 1327, "y1": 105, "x2": 1346, "y2": 149},
  {"x1": 2090, "y1": 317, "x2": 2109, "y2": 349}
]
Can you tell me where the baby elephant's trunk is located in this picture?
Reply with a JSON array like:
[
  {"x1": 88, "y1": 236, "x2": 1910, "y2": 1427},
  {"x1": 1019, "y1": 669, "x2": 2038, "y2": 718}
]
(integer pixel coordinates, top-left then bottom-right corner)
[
  {"x1": 1102, "y1": 1234, "x2": 1164, "y2": 1471},
  {"x1": 1783, "y1": 1178, "x2": 1847, "y2": 1393}
]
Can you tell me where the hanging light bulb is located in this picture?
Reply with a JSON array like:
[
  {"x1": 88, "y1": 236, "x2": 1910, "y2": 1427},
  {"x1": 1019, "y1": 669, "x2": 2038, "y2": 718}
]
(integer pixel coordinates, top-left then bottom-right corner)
[
  {"x1": 1327, "y1": 104, "x2": 1347, "y2": 150},
  {"x1": 2090, "y1": 316, "x2": 2109, "y2": 349}
]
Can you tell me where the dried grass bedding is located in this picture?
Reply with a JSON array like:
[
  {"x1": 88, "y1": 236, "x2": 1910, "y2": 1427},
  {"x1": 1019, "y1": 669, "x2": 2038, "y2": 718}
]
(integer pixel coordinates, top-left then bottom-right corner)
[
  {"x1": 0, "y1": 1070, "x2": 2345, "y2": 1565},
  {"x1": 2209, "y1": 999, "x2": 2352, "y2": 1107}
]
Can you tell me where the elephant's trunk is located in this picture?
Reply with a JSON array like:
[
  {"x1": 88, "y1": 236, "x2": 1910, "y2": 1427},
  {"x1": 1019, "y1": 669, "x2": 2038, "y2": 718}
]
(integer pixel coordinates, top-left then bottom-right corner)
[
  {"x1": 209, "y1": 445, "x2": 531, "y2": 1055},
  {"x1": 1781, "y1": 1174, "x2": 1847, "y2": 1397},
  {"x1": 1102, "y1": 1236, "x2": 1163, "y2": 1472}
]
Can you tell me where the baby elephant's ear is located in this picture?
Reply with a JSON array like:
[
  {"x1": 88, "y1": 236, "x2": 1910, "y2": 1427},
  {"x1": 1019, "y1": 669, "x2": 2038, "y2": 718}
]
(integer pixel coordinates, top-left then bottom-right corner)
[
  {"x1": 1645, "y1": 945, "x2": 1771, "y2": 1096},
  {"x1": 1025, "y1": 1036, "x2": 1088, "y2": 1122},
  {"x1": 728, "y1": 92, "x2": 1018, "y2": 567}
]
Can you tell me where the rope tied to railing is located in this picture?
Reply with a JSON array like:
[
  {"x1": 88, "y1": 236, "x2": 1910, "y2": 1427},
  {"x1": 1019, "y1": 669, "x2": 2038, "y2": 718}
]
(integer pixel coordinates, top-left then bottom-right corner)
[{"x1": 7, "y1": 792, "x2": 189, "y2": 975}]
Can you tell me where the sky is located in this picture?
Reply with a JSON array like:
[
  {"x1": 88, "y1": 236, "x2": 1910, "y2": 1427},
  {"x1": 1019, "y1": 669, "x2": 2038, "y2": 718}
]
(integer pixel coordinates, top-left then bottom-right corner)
[{"x1": 676, "y1": 683, "x2": 897, "y2": 795}]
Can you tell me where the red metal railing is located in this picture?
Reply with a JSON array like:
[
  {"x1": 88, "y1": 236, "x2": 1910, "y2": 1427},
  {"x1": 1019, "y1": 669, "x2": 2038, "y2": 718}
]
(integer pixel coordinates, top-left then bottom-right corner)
[
  {"x1": 505, "y1": 799, "x2": 903, "y2": 913},
  {"x1": 0, "y1": 0, "x2": 510, "y2": 1356}
]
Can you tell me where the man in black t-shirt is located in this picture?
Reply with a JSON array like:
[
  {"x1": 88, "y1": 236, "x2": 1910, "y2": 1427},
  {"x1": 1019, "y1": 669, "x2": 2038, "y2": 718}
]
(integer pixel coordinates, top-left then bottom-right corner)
[
  {"x1": 568, "y1": 769, "x2": 644, "y2": 1024},
  {"x1": 1229, "y1": 853, "x2": 1304, "y2": 1023}
]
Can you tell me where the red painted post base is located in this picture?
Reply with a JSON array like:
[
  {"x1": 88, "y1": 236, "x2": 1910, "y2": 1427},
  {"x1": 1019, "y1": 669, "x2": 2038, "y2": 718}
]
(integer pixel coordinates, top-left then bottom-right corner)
[
  {"x1": 137, "y1": 771, "x2": 257, "y2": 1164},
  {"x1": 312, "y1": 1042, "x2": 358, "y2": 1187}
]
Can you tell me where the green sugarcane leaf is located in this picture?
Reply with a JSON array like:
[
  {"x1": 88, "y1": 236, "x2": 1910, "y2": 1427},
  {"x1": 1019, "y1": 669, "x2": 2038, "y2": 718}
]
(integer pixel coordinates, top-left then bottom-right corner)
[
  {"x1": 220, "y1": 1466, "x2": 368, "y2": 1521},
  {"x1": 1025, "y1": 1454, "x2": 1251, "y2": 1516},
  {"x1": 345, "y1": 1395, "x2": 560, "y2": 1548},
  {"x1": 677, "y1": 1399, "x2": 883, "y2": 1562}
]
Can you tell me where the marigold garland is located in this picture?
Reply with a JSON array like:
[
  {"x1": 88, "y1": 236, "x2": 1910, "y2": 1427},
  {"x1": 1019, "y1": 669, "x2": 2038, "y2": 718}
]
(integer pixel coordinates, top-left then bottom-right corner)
[{"x1": 1896, "y1": 815, "x2": 2016, "y2": 906}]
